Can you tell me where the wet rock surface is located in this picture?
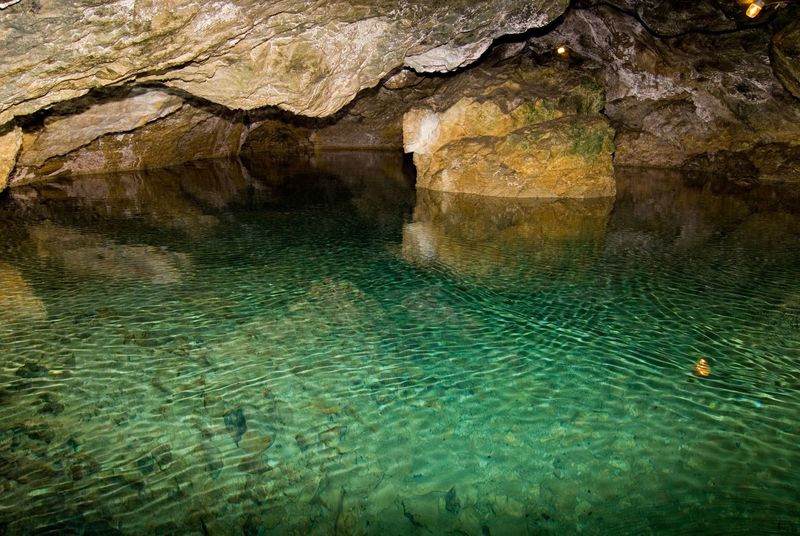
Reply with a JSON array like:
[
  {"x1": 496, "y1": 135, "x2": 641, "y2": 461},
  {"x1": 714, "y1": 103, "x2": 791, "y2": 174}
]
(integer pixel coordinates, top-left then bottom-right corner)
[
  {"x1": 0, "y1": 126, "x2": 22, "y2": 191},
  {"x1": 772, "y1": 19, "x2": 800, "y2": 99}
]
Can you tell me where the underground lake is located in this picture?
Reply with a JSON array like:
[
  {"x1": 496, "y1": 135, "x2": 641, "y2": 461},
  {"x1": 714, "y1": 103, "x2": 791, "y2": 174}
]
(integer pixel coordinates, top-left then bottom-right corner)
[
  {"x1": 0, "y1": 153, "x2": 799, "y2": 534},
  {"x1": 3, "y1": 0, "x2": 800, "y2": 534}
]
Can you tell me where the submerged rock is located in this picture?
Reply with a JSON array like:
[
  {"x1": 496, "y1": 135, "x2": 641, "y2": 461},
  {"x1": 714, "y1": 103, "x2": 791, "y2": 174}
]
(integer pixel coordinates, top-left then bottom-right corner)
[
  {"x1": 403, "y1": 61, "x2": 615, "y2": 198},
  {"x1": 15, "y1": 363, "x2": 49, "y2": 378},
  {"x1": 27, "y1": 222, "x2": 190, "y2": 284},
  {"x1": 445, "y1": 486, "x2": 461, "y2": 514},
  {"x1": 223, "y1": 408, "x2": 247, "y2": 447}
]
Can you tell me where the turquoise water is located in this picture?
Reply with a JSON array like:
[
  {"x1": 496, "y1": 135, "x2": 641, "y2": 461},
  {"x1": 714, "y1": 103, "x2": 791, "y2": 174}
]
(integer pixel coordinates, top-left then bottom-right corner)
[{"x1": 1, "y1": 154, "x2": 799, "y2": 535}]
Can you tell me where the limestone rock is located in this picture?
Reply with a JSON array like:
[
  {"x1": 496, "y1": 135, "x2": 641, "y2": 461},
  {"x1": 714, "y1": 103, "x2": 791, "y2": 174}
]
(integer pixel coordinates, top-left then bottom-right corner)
[
  {"x1": 311, "y1": 73, "x2": 445, "y2": 150},
  {"x1": 241, "y1": 71, "x2": 446, "y2": 155},
  {"x1": 0, "y1": 126, "x2": 22, "y2": 191},
  {"x1": 241, "y1": 119, "x2": 313, "y2": 158},
  {"x1": 527, "y1": 7, "x2": 800, "y2": 171},
  {"x1": 585, "y1": 0, "x2": 745, "y2": 36},
  {"x1": 404, "y1": 62, "x2": 614, "y2": 198},
  {"x1": 0, "y1": 0, "x2": 568, "y2": 126},
  {"x1": 16, "y1": 89, "x2": 184, "y2": 169},
  {"x1": 11, "y1": 92, "x2": 244, "y2": 184},
  {"x1": 772, "y1": 20, "x2": 800, "y2": 99},
  {"x1": 414, "y1": 115, "x2": 615, "y2": 198}
]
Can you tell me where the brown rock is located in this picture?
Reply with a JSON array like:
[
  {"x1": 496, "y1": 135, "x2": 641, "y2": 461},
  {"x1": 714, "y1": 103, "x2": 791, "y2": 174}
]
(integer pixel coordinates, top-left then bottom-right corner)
[
  {"x1": 772, "y1": 20, "x2": 800, "y2": 99},
  {"x1": 0, "y1": 0, "x2": 568, "y2": 125},
  {"x1": 239, "y1": 433, "x2": 274, "y2": 453},
  {"x1": 12, "y1": 94, "x2": 244, "y2": 184},
  {"x1": 412, "y1": 116, "x2": 615, "y2": 198},
  {"x1": 404, "y1": 61, "x2": 614, "y2": 198},
  {"x1": 16, "y1": 89, "x2": 184, "y2": 169},
  {"x1": 527, "y1": 7, "x2": 800, "y2": 173},
  {"x1": 0, "y1": 126, "x2": 22, "y2": 191}
]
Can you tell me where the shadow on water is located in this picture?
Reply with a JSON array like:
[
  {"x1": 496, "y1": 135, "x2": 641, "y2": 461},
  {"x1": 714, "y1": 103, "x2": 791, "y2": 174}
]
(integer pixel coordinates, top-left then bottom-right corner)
[{"x1": 0, "y1": 155, "x2": 799, "y2": 535}]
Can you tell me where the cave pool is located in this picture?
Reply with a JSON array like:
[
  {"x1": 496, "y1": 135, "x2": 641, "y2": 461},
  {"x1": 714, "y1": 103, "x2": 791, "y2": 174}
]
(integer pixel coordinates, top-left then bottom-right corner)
[{"x1": 1, "y1": 152, "x2": 799, "y2": 535}]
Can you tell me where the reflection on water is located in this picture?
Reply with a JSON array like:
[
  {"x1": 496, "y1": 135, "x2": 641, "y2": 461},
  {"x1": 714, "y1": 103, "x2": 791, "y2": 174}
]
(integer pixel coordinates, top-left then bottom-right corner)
[
  {"x1": 29, "y1": 222, "x2": 192, "y2": 284},
  {"x1": 0, "y1": 156, "x2": 799, "y2": 535},
  {"x1": 403, "y1": 189, "x2": 613, "y2": 285},
  {"x1": 0, "y1": 262, "x2": 47, "y2": 322}
]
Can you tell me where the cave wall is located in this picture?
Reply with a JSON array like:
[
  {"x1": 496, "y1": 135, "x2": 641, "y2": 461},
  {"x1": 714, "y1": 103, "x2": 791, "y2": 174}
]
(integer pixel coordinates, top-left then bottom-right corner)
[
  {"x1": 10, "y1": 89, "x2": 246, "y2": 185},
  {"x1": 0, "y1": 0, "x2": 566, "y2": 123},
  {"x1": 1, "y1": 0, "x2": 799, "y2": 194}
]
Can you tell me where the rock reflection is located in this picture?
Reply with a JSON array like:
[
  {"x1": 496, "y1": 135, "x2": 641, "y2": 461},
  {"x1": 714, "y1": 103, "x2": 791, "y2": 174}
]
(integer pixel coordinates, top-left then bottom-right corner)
[
  {"x1": 8, "y1": 159, "x2": 255, "y2": 234},
  {"x1": 242, "y1": 149, "x2": 415, "y2": 225},
  {"x1": 607, "y1": 167, "x2": 800, "y2": 255},
  {"x1": 403, "y1": 189, "x2": 613, "y2": 284},
  {"x1": 0, "y1": 262, "x2": 46, "y2": 321},
  {"x1": 28, "y1": 222, "x2": 191, "y2": 284}
]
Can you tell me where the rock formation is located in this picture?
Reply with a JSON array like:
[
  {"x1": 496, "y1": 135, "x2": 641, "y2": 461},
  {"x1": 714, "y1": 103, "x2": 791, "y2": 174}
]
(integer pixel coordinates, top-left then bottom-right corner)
[
  {"x1": 0, "y1": 0, "x2": 566, "y2": 125},
  {"x1": 772, "y1": 19, "x2": 800, "y2": 99},
  {"x1": 0, "y1": 126, "x2": 22, "y2": 191},
  {"x1": 1, "y1": 0, "x2": 799, "y2": 196},
  {"x1": 11, "y1": 90, "x2": 245, "y2": 185},
  {"x1": 526, "y1": 6, "x2": 800, "y2": 178},
  {"x1": 403, "y1": 60, "x2": 615, "y2": 197}
]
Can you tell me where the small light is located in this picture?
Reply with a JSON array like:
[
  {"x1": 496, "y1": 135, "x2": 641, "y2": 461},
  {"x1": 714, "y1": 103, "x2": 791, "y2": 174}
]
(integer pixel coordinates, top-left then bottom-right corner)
[
  {"x1": 693, "y1": 358, "x2": 711, "y2": 378},
  {"x1": 745, "y1": 0, "x2": 764, "y2": 18},
  {"x1": 556, "y1": 45, "x2": 568, "y2": 56}
]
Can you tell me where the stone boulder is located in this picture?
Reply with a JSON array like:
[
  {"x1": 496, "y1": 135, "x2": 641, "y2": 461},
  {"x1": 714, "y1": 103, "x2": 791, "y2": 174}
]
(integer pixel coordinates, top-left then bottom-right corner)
[
  {"x1": 0, "y1": 0, "x2": 568, "y2": 127},
  {"x1": 403, "y1": 61, "x2": 615, "y2": 197}
]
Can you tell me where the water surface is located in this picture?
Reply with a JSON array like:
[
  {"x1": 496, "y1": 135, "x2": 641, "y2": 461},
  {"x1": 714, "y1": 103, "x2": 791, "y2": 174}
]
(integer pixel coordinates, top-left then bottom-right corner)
[{"x1": 1, "y1": 154, "x2": 799, "y2": 535}]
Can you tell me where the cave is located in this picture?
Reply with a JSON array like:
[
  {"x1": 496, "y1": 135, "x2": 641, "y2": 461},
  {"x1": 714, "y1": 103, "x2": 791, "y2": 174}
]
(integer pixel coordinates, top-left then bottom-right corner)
[{"x1": 1, "y1": 0, "x2": 800, "y2": 534}]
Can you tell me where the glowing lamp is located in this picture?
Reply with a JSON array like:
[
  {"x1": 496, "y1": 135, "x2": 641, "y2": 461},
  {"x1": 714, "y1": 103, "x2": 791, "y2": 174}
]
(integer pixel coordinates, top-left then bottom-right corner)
[
  {"x1": 556, "y1": 45, "x2": 568, "y2": 56},
  {"x1": 745, "y1": 0, "x2": 764, "y2": 18},
  {"x1": 693, "y1": 358, "x2": 711, "y2": 378}
]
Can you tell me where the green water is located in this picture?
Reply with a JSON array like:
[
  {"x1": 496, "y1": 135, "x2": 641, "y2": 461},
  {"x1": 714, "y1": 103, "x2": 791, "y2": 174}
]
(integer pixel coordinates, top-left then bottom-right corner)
[{"x1": 1, "y1": 154, "x2": 799, "y2": 535}]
